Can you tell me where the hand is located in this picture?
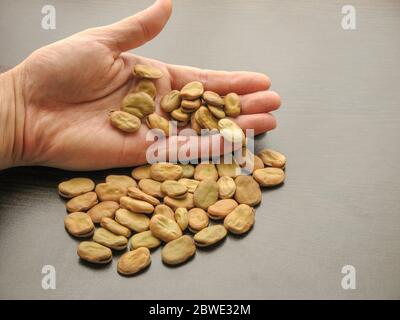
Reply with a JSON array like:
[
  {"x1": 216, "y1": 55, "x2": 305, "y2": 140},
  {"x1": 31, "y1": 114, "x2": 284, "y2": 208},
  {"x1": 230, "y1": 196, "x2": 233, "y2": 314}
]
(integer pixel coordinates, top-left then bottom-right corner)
[{"x1": 11, "y1": 0, "x2": 280, "y2": 170}]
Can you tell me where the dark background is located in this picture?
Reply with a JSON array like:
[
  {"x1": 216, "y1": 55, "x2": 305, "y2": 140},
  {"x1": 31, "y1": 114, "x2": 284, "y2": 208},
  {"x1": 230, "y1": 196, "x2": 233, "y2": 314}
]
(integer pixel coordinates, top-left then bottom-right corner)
[{"x1": 1, "y1": 0, "x2": 400, "y2": 299}]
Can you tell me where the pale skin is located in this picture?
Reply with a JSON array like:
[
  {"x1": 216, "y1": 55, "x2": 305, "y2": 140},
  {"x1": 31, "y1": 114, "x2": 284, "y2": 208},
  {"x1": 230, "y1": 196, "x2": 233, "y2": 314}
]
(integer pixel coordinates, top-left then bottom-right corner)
[{"x1": 0, "y1": 0, "x2": 280, "y2": 171}]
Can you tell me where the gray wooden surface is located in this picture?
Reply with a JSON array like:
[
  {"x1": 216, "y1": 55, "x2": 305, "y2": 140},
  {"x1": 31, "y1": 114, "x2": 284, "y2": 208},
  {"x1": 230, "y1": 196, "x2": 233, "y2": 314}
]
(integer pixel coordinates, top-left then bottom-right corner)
[{"x1": 1, "y1": 0, "x2": 400, "y2": 299}]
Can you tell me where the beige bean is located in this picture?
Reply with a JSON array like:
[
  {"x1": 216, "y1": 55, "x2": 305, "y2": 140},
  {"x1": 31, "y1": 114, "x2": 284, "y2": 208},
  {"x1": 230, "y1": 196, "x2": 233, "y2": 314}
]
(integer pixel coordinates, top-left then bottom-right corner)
[
  {"x1": 117, "y1": 247, "x2": 151, "y2": 276},
  {"x1": 77, "y1": 241, "x2": 112, "y2": 264},
  {"x1": 100, "y1": 217, "x2": 132, "y2": 238},
  {"x1": 207, "y1": 199, "x2": 238, "y2": 220},
  {"x1": 161, "y1": 235, "x2": 196, "y2": 265},
  {"x1": 115, "y1": 208, "x2": 150, "y2": 232},
  {"x1": 253, "y1": 167, "x2": 285, "y2": 187},
  {"x1": 150, "y1": 163, "x2": 183, "y2": 182},
  {"x1": 95, "y1": 182, "x2": 126, "y2": 202},
  {"x1": 149, "y1": 214, "x2": 182, "y2": 242},
  {"x1": 224, "y1": 204, "x2": 255, "y2": 235},
  {"x1": 133, "y1": 64, "x2": 163, "y2": 79},
  {"x1": 93, "y1": 227, "x2": 128, "y2": 250},
  {"x1": 234, "y1": 176, "x2": 262, "y2": 206},
  {"x1": 174, "y1": 208, "x2": 189, "y2": 231},
  {"x1": 127, "y1": 186, "x2": 160, "y2": 206},
  {"x1": 258, "y1": 149, "x2": 287, "y2": 168},
  {"x1": 87, "y1": 201, "x2": 119, "y2": 223},
  {"x1": 217, "y1": 176, "x2": 236, "y2": 199},
  {"x1": 164, "y1": 193, "x2": 195, "y2": 211},
  {"x1": 64, "y1": 212, "x2": 95, "y2": 237},
  {"x1": 120, "y1": 196, "x2": 154, "y2": 214},
  {"x1": 58, "y1": 178, "x2": 95, "y2": 199},
  {"x1": 153, "y1": 204, "x2": 175, "y2": 220},
  {"x1": 131, "y1": 165, "x2": 152, "y2": 180},
  {"x1": 129, "y1": 230, "x2": 161, "y2": 250},
  {"x1": 194, "y1": 225, "x2": 227, "y2": 247},
  {"x1": 188, "y1": 208, "x2": 209, "y2": 233},
  {"x1": 66, "y1": 192, "x2": 98, "y2": 213},
  {"x1": 138, "y1": 178, "x2": 163, "y2": 198}
]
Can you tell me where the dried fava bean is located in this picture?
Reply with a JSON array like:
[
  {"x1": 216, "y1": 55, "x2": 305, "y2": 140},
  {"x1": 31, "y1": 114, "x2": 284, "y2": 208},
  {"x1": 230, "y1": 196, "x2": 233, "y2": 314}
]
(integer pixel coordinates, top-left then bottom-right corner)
[
  {"x1": 109, "y1": 110, "x2": 141, "y2": 133},
  {"x1": 100, "y1": 217, "x2": 132, "y2": 238},
  {"x1": 58, "y1": 178, "x2": 95, "y2": 198},
  {"x1": 115, "y1": 208, "x2": 150, "y2": 232},
  {"x1": 190, "y1": 113, "x2": 201, "y2": 134},
  {"x1": 180, "y1": 81, "x2": 204, "y2": 100},
  {"x1": 150, "y1": 163, "x2": 183, "y2": 182},
  {"x1": 160, "y1": 90, "x2": 181, "y2": 113},
  {"x1": 181, "y1": 99, "x2": 201, "y2": 112},
  {"x1": 174, "y1": 208, "x2": 189, "y2": 231},
  {"x1": 121, "y1": 92, "x2": 155, "y2": 119},
  {"x1": 224, "y1": 204, "x2": 255, "y2": 235},
  {"x1": 234, "y1": 176, "x2": 262, "y2": 206},
  {"x1": 188, "y1": 208, "x2": 209, "y2": 233},
  {"x1": 64, "y1": 212, "x2": 94, "y2": 237},
  {"x1": 258, "y1": 149, "x2": 286, "y2": 168},
  {"x1": 161, "y1": 235, "x2": 196, "y2": 265},
  {"x1": 95, "y1": 182, "x2": 126, "y2": 202},
  {"x1": 129, "y1": 230, "x2": 161, "y2": 250},
  {"x1": 120, "y1": 196, "x2": 154, "y2": 214},
  {"x1": 179, "y1": 164, "x2": 195, "y2": 178},
  {"x1": 203, "y1": 91, "x2": 224, "y2": 107},
  {"x1": 193, "y1": 179, "x2": 219, "y2": 210},
  {"x1": 93, "y1": 227, "x2": 128, "y2": 250},
  {"x1": 217, "y1": 176, "x2": 236, "y2": 199},
  {"x1": 164, "y1": 193, "x2": 195, "y2": 211},
  {"x1": 77, "y1": 241, "x2": 112, "y2": 264},
  {"x1": 118, "y1": 247, "x2": 151, "y2": 276},
  {"x1": 194, "y1": 225, "x2": 227, "y2": 247},
  {"x1": 133, "y1": 78, "x2": 156, "y2": 99},
  {"x1": 146, "y1": 113, "x2": 170, "y2": 136},
  {"x1": 218, "y1": 118, "x2": 245, "y2": 144},
  {"x1": 153, "y1": 204, "x2": 175, "y2": 220},
  {"x1": 131, "y1": 165, "x2": 151, "y2": 180},
  {"x1": 106, "y1": 175, "x2": 137, "y2": 190},
  {"x1": 87, "y1": 201, "x2": 119, "y2": 223},
  {"x1": 195, "y1": 106, "x2": 218, "y2": 130},
  {"x1": 178, "y1": 178, "x2": 199, "y2": 193},
  {"x1": 171, "y1": 108, "x2": 190, "y2": 122},
  {"x1": 149, "y1": 214, "x2": 182, "y2": 242},
  {"x1": 224, "y1": 92, "x2": 241, "y2": 117},
  {"x1": 194, "y1": 163, "x2": 218, "y2": 181},
  {"x1": 208, "y1": 105, "x2": 225, "y2": 119},
  {"x1": 161, "y1": 180, "x2": 188, "y2": 199},
  {"x1": 138, "y1": 178, "x2": 163, "y2": 198},
  {"x1": 133, "y1": 64, "x2": 163, "y2": 79},
  {"x1": 216, "y1": 157, "x2": 241, "y2": 178},
  {"x1": 127, "y1": 186, "x2": 160, "y2": 206},
  {"x1": 207, "y1": 199, "x2": 238, "y2": 220},
  {"x1": 66, "y1": 192, "x2": 98, "y2": 213},
  {"x1": 253, "y1": 167, "x2": 285, "y2": 187}
]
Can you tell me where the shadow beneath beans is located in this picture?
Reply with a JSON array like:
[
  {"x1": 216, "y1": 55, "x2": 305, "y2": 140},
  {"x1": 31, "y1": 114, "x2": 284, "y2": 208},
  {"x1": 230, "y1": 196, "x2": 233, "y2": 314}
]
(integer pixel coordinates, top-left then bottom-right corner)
[
  {"x1": 66, "y1": 230, "x2": 93, "y2": 242},
  {"x1": 117, "y1": 263, "x2": 151, "y2": 277},
  {"x1": 195, "y1": 236, "x2": 227, "y2": 252},
  {"x1": 227, "y1": 226, "x2": 254, "y2": 241},
  {"x1": 162, "y1": 254, "x2": 196, "y2": 269},
  {"x1": 261, "y1": 182, "x2": 285, "y2": 193},
  {"x1": 112, "y1": 249, "x2": 128, "y2": 257},
  {"x1": 78, "y1": 258, "x2": 113, "y2": 270}
]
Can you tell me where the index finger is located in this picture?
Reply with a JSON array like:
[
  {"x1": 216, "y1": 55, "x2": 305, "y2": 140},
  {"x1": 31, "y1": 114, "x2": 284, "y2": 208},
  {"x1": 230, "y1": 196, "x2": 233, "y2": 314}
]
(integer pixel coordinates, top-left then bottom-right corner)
[{"x1": 167, "y1": 64, "x2": 271, "y2": 95}]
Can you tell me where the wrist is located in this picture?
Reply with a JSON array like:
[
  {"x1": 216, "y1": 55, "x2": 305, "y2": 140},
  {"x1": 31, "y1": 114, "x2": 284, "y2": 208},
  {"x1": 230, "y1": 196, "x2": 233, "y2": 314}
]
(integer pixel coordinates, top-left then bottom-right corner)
[{"x1": 0, "y1": 66, "x2": 26, "y2": 170}]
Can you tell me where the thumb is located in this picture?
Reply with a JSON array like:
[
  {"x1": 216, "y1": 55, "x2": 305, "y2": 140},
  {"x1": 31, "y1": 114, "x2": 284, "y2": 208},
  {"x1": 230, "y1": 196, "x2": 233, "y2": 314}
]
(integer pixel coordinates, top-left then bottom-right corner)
[{"x1": 100, "y1": 0, "x2": 172, "y2": 53}]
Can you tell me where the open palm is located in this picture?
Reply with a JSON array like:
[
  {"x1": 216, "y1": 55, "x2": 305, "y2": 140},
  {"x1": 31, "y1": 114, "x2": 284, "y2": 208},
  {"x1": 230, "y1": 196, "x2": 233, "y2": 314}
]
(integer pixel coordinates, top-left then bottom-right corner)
[{"x1": 20, "y1": 0, "x2": 280, "y2": 170}]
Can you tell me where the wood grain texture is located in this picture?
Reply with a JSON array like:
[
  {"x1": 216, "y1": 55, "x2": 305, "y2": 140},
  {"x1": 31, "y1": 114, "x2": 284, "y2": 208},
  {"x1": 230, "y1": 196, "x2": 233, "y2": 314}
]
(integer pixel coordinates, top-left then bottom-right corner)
[{"x1": 1, "y1": 0, "x2": 400, "y2": 299}]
